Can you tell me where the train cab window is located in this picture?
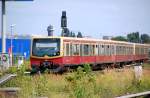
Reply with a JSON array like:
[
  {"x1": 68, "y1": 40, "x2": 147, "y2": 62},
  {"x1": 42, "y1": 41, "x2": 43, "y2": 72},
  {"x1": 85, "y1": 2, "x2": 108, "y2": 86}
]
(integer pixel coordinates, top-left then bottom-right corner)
[
  {"x1": 72, "y1": 44, "x2": 80, "y2": 56},
  {"x1": 83, "y1": 44, "x2": 90, "y2": 56},
  {"x1": 64, "y1": 43, "x2": 70, "y2": 56}
]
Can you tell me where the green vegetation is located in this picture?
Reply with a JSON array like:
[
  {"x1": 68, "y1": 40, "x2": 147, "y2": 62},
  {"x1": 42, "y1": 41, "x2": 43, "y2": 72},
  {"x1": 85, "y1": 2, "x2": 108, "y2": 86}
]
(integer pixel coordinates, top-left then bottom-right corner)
[
  {"x1": 111, "y1": 32, "x2": 150, "y2": 44},
  {"x1": 1, "y1": 64, "x2": 150, "y2": 98},
  {"x1": 111, "y1": 36, "x2": 127, "y2": 41}
]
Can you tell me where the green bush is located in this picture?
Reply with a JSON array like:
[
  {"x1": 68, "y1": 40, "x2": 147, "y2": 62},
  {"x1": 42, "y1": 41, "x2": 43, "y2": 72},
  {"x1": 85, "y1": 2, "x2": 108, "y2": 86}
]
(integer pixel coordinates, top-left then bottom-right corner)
[
  {"x1": 66, "y1": 64, "x2": 96, "y2": 98},
  {"x1": 6, "y1": 66, "x2": 18, "y2": 74}
]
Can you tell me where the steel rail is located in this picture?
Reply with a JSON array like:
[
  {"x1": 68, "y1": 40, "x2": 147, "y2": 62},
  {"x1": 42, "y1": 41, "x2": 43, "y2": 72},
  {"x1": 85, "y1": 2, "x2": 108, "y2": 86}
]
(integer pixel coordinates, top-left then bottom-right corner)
[{"x1": 116, "y1": 91, "x2": 150, "y2": 98}]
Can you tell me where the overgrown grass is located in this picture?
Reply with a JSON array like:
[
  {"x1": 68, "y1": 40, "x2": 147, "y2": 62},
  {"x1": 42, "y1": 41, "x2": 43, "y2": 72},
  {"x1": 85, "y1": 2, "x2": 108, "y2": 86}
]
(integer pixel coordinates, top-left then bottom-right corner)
[{"x1": 1, "y1": 63, "x2": 150, "y2": 98}]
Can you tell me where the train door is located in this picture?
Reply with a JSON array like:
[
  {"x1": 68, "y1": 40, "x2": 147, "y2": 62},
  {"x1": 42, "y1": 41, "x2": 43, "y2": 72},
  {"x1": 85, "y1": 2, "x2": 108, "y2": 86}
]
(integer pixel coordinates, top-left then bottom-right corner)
[
  {"x1": 70, "y1": 41, "x2": 81, "y2": 65},
  {"x1": 63, "y1": 42, "x2": 71, "y2": 65}
]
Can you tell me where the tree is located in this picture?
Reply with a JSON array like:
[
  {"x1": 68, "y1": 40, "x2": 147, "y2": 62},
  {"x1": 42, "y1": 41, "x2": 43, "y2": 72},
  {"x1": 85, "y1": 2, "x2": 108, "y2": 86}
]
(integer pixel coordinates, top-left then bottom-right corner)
[
  {"x1": 72, "y1": 32, "x2": 76, "y2": 37},
  {"x1": 127, "y1": 32, "x2": 140, "y2": 43},
  {"x1": 111, "y1": 36, "x2": 127, "y2": 41},
  {"x1": 141, "y1": 34, "x2": 150, "y2": 43},
  {"x1": 77, "y1": 32, "x2": 83, "y2": 38}
]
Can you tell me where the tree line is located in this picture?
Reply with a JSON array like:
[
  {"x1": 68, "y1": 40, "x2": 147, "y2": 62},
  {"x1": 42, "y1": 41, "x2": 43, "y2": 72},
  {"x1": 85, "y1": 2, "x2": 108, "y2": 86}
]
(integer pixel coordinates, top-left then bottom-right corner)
[{"x1": 111, "y1": 32, "x2": 150, "y2": 44}]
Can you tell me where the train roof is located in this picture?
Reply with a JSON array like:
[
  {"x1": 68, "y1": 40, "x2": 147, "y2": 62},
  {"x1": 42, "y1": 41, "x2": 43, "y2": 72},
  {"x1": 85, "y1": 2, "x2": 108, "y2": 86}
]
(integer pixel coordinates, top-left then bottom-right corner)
[{"x1": 32, "y1": 36, "x2": 150, "y2": 47}]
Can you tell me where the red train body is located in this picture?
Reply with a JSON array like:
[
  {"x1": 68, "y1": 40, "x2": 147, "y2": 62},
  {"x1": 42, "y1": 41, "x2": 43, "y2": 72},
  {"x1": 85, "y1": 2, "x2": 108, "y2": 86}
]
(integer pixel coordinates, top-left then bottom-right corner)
[{"x1": 30, "y1": 37, "x2": 150, "y2": 72}]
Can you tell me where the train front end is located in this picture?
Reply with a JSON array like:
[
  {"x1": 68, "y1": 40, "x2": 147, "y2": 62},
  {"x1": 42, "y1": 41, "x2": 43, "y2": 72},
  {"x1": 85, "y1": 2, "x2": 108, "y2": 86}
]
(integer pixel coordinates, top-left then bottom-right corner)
[{"x1": 30, "y1": 37, "x2": 63, "y2": 73}]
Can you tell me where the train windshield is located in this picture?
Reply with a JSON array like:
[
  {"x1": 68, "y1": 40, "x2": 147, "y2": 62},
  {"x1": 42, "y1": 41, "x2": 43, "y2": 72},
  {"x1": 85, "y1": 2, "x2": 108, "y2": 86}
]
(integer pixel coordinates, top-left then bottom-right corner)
[{"x1": 32, "y1": 38, "x2": 60, "y2": 57}]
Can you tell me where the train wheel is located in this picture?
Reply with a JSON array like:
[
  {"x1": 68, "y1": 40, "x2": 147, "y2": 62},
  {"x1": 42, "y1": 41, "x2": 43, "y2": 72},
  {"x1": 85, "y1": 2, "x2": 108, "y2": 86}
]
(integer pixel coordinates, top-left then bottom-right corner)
[
  {"x1": 39, "y1": 65, "x2": 47, "y2": 73},
  {"x1": 30, "y1": 67, "x2": 39, "y2": 75}
]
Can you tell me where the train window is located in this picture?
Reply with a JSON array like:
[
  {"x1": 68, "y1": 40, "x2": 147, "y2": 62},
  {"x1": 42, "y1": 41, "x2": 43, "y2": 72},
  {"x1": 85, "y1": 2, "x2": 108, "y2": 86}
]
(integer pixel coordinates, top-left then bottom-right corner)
[
  {"x1": 129, "y1": 47, "x2": 131, "y2": 55},
  {"x1": 120, "y1": 46, "x2": 122, "y2": 55},
  {"x1": 119, "y1": 46, "x2": 122, "y2": 55},
  {"x1": 116, "y1": 46, "x2": 120, "y2": 55},
  {"x1": 90, "y1": 45, "x2": 95, "y2": 56},
  {"x1": 121, "y1": 46, "x2": 123, "y2": 55},
  {"x1": 95, "y1": 45, "x2": 98, "y2": 56},
  {"x1": 64, "y1": 43, "x2": 70, "y2": 56},
  {"x1": 126, "y1": 47, "x2": 128, "y2": 55},
  {"x1": 104, "y1": 45, "x2": 106, "y2": 56},
  {"x1": 128, "y1": 47, "x2": 130, "y2": 55},
  {"x1": 98, "y1": 45, "x2": 101, "y2": 55},
  {"x1": 111, "y1": 45, "x2": 114, "y2": 55},
  {"x1": 119, "y1": 46, "x2": 121, "y2": 55},
  {"x1": 101, "y1": 45, "x2": 105, "y2": 55},
  {"x1": 108, "y1": 45, "x2": 110, "y2": 56},
  {"x1": 142, "y1": 48, "x2": 144, "y2": 54},
  {"x1": 107, "y1": 45, "x2": 110, "y2": 56},
  {"x1": 70, "y1": 44, "x2": 73, "y2": 56},
  {"x1": 117, "y1": 46, "x2": 119, "y2": 55},
  {"x1": 112, "y1": 45, "x2": 115, "y2": 55},
  {"x1": 122, "y1": 46, "x2": 125, "y2": 55},
  {"x1": 83, "y1": 44, "x2": 90, "y2": 56},
  {"x1": 131, "y1": 47, "x2": 133, "y2": 54},
  {"x1": 144, "y1": 48, "x2": 146, "y2": 54},
  {"x1": 116, "y1": 46, "x2": 118, "y2": 55},
  {"x1": 72, "y1": 44, "x2": 80, "y2": 56},
  {"x1": 123, "y1": 46, "x2": 125, "y2": 55},
  {"x1": 80, "y1": 44, "x2": 83, "y2": 56}
]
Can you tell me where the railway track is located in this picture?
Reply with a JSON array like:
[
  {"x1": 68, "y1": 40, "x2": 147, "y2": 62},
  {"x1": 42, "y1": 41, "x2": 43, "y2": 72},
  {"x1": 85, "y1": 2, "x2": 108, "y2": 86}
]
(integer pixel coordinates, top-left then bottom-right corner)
[
  {"x1": 0, "y1": 74, "x2": 17, "y2": 85},
  {"x1": 116, "y1": 91, "x2": 150, "y2": 98},
  {"x1": 0, "y1": 74, "x2": 18, "y2": 98}
]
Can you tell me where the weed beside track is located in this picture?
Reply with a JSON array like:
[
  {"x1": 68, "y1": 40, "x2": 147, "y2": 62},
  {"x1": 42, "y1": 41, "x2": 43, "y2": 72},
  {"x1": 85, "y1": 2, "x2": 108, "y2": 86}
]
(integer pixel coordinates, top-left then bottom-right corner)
[{"x1": 0, "y1": 63, "x2": 150, "y2": 98}]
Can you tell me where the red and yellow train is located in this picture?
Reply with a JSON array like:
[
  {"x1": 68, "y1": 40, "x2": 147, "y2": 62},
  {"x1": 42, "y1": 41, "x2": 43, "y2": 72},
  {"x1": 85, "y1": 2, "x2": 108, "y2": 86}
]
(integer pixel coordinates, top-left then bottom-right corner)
[{"x1": 30, "y1": 37, "x2": 150, "y2": 72}]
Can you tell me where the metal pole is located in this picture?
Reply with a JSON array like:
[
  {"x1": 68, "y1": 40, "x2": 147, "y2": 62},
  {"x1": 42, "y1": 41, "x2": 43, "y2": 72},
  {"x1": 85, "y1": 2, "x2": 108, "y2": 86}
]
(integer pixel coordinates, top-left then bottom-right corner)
[
  {"x1": 10, "y1": 24, "x2": 15, "y2": 66},
  {"x1": 2, "y1": 0, "x2": 6, "y2": 53},
  {"x1": 10, "y1": 25, "x2": 13, "y2": 66}
]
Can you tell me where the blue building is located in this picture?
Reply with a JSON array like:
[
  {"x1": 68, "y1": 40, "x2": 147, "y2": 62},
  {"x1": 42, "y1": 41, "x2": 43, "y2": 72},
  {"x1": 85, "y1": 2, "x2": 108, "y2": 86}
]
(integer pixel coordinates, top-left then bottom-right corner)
[{"x1": 0, "y1": 38, "x2": 31, "y2": 59}]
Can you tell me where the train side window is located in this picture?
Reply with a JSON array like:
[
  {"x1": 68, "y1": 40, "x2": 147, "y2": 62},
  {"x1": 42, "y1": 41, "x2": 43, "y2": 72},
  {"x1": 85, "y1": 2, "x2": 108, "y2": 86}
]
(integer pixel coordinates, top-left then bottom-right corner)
[
  {"x1": 120, "y1": 46, "x2": 122, "y2": 55},
  {"x1": 64, "y1": 43, "x2": 70, "y2": 56},
  {"x1": 106, "y1": 45, "x2": 109, "y2": 56},
  {"x1": 126, "y1": 47, "x2": 128, "y2": 55},
  {"x1": 72, "y1": 44, "x2": 80, "y2": 56},
  {"x1": 80, "y1": 44, "x2": 83, "y2": 56},
  {"x1": 116, "y1": 46, "x2": 119, "y2": 55},
  {"x1": 104, "y1": 45, "x2": 106, "y2": 56},
  {"x1": 101, "y1": 45, "x2": 104, "y2": 55},
  {"x1": 90, "y1": 45, "x2": 95, "y2": 56},
  {"x1": 113, "y1": 45, "x2": 115, "y2": 55},
  {"x1": 123, "y1": 46, "x2": 125, "y2": 55},
  {"x1": 110, "y1": 45, "x2": 113, "y2": 56},
  {"x1": 121, "y1": 46, "x2": 122, "y2": 55},
  {"x1": 95, "y1": 45, "x2": 98, "y2": 56},
  {"x1": 70, "y1": 44, "x2": 73, "y2": 56},
  {"x1": 98, "y1": 45, "x2": 101, "y2": 55},
  {"x1": 142, "y1": 48, "x2": 144, "y2": 54},
  {"x1": 110, "y1": 45, "x2": 113, "y2": 55},
  {"x1": 116, "y1": 46, "x2": 118, "y2": 55},
  {"x1": 83, "y1": 44, "x2": 90, "y2": 56}
]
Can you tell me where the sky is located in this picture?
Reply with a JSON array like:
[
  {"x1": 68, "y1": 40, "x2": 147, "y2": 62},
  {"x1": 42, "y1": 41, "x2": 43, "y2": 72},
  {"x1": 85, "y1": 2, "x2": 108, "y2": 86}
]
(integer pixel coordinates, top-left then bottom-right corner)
[{"x1": 0, "y1": 0, "x2": 150, "y2": 38}]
